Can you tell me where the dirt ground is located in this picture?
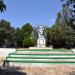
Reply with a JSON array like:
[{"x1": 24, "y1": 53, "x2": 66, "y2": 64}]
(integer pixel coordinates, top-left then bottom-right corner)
[
  {"x1": 0, "y1": 58, "x2": 75, "y2": 75},
  {"x1": 18, "y1": 65, "x2": 75, "y2": 75}
]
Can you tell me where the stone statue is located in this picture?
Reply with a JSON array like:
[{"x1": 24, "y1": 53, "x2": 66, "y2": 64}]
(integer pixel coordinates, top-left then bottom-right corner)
[
  {"x1": 37, "y1": 25, "x2": 46, "y2": 47},
  {"x1": 38, "y1": 25, "x2": 44, "y2": 38}
]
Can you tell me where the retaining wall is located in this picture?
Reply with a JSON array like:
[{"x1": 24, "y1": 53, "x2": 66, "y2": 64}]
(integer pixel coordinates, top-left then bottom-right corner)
[{"x1": 0, "y1": 48, "x2": 16, "y2": 57}]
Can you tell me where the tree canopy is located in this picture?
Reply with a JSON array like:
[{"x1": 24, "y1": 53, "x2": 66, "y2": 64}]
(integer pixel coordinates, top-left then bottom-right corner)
[
  {"x1": 0, "y1": 0, "x2": 6, "y2": 13},
  {"x1": 0, "y1": 20, "x2": 35, "y2": 48},
  {"x1": 0, "y1": 0, "x2": 75, "y2": 49}
]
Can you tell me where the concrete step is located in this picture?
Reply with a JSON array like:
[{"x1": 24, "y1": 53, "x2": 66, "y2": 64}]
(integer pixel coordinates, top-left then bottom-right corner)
[
  {"x1": 6, "y1": 62, "x2": 75, "y2": 67},
  {"x1": 5, "y1": 49, "x2": 75, "y2": 67},
  {"x1": 9, "y1": 53, "x2": 75, "y2": 56},
  {"x1": 9, "y1": 55, "x2": 75, "y2": 58},
  {"x1": 16, "y1": 49, "x2": 72, "y2": 52},
  {"x1": 9, "y1": 54, "x2": 75, "y2": 58},
  {"x1": 5, "y1": 59, "x2": 75, "y2": 64},
  {"x1": 6, "y1": 56, "x2": 75, "y2": 59},
  {"x1": 6, "y1": 57, "x2": 75, "y2": 61},
  {"x1": 16, "y1": 52, "x2": 73, "y2": 54},
  {"x1": 4, "y1": 60, "x2": 75, "y2": 67}
]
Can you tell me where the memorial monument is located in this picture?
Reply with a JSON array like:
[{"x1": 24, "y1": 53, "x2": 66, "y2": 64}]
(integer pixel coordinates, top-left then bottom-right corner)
[{"x1": 37, "y1": 25, "x2": 46, "y2": 47}]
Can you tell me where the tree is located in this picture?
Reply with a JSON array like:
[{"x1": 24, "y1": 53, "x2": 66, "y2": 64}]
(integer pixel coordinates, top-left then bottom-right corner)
[
  {"x1": 46, "y1": 10, "x2": 75, "y2": 48},
  {"x1": 0, "y1": 19, "x2": 11, "y2": 47},
  {"x1": 55, "y1": 12, "x2": 62, "y2": 26},
  {"x1": 46, "y1": 25, "x2": 75, "y2": 48},
  {"x1": 0, "y1": 19, "x2": 17, "y2": 48},
  {"x1": 8, "y1": 27, "x2": 16, "y2": 48},
  {"x1": 21, "y1": 23, "x2": 33, "y2": 37},
  {"x1": 60, "y1": 0, "x2": 75, "y2": 28},
  {"x1": 63, "y1": 25, "x2": 75, "y2": 48},
  {"x1": 0, "y1": 0, "x2": 6, "y2": 13},
  {"x1": 46, "y1": 25, "x2": 65, "y2": 48},
  {"x1": 0, "y1": 28, "x2": 6, "y2": 47},
  {"x1": 61, "y1": 0, "x2": 75, "y2": 3},
  {"x1": 0, "y1": 19, "x2": 11, "y2": 30},
  {"x1": 15, "y1": 28, "x2": 23, "y2": 48},
  {"x1": 21, "y1": 23, "x2": 35, "y2": 48}
]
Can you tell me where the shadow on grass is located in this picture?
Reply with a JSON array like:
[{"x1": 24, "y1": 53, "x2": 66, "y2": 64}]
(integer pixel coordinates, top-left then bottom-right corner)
[{"x1": 0, "y1": 66, "x2": 27, "y2": 75}]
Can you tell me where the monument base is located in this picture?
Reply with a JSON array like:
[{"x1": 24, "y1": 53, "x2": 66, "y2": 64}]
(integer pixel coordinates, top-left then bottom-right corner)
[
  {"x1": 37, "y1": 37, "x2": 45, "y2": 48},
  {"x1": 29, "y1": 47, "x2": 53, "y2": 49}
]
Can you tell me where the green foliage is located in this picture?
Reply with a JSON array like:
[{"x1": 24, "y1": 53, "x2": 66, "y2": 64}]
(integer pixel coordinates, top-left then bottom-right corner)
[
  {"x1": 0, "y1": 0, "x2": 6, "y2": 13},
  {"x1": 15, "y1": 28, "x2": 23, "y2": 47},
  {"x1": 63, "y1": 25, "x2": 75, "y2": 48},
  {"x1": 23, "y1": 36, "x2": 35, "y2": 48},
  {"x1": 0, "y1": 20, "x2": 15, "y2": 47},
  {"x1": 46, "y1": 25, "x2": 75, "y2": 48},
  {"x1": 21, "y1": 23, "x2": 33, "y2": 37},
  {"x1": 21, "y1": 23, "x2": 35, "y2": 48},
  {"x1": 46, "y1": 25, "x2": 64, "y2": 48},
  {"x1": 55, "y1": 12, "x2": 62, "y2": 26},
  {"x1": 0, "y1": 19, "x2": 11, "y2": 30},
  {"x1": 61, "y1": 0, "x2": 75, "y2": 3},
  {"x1": 61, "y1": 0, "x2": 75, "y2": 28},
  {"x1": 46, "y1": 9, "x2": 75, "y2": 49},
  {"x1": 46, "y1": 0, "x2": 75, "y2": 48},
  {"x1": 0, "y1": 18, "x2": 75, "y2": 49},
  {"x1": 0, "y1": 19, "x2": 36, "y2": 48}
]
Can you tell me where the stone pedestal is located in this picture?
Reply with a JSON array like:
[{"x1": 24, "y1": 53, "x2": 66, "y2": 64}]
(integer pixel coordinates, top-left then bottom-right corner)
[{"x1": 37, "y1": 37, "x2": 45, "y2": 48}]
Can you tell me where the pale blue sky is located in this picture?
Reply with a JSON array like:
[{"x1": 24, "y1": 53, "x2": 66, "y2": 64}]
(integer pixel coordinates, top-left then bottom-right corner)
[{"x1": 0, "y1": 0, "x2": 62, "y2": 28}]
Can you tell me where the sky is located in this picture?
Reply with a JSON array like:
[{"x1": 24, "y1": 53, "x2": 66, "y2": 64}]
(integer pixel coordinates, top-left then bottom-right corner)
[{"x1": 0, "y1": 0, "x2": 62, "y2": 28}]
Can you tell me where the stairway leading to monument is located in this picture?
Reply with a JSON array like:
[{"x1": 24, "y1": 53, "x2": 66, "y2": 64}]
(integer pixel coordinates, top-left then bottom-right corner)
[{"x1": 5, "y1": 49, "x2": 75, "y2": 67}]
